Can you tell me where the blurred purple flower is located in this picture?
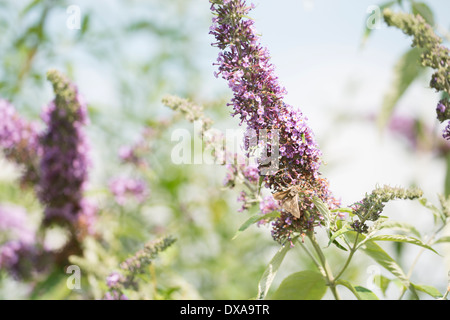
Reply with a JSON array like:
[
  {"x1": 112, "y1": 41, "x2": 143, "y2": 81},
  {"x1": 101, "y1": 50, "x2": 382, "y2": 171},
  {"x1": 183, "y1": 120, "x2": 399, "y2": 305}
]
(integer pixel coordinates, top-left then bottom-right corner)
[
  {"x1": 223, "y1": 163, "x2": 237, "y2": 187},
  {"x1": 0, "y1": 204, "x2": 35, "y2": 244},
  {"x1": 0, "y1": 99, "x2": 42, "y2": 186},
  {"x1": 437, "y1": 101, "x2": 446, "y2": 114},
  {"x1": 242, "y1": 165, "x2": 259, "y2": 183},
  {"x1": 118, "y1": 127, "x2": 154, "y2": 167},
  {"x1": 77, "y1": 199, "x2": 98, "y2": 236},
  {"x1": 118, "y1": 146, "x2": 137, "y2": 163},
  {"x1": 0, "y1": 205, "x2": 39, "y2": 279},
  {"x1": 259, "y1": 196, "x2": 280, "y2": 215},
  {"x1": 0, "y1": 241, "x2": 31, "y2": 272},
  {"x1": 388, "y1": 115, "x2": 418, "y2": 149},
  {"x1": 223, "y1": 154, "x2": 259, "y2": 188},
  {"x1": 0, "y1": 240, "x2": 50, "y2": 280},
  {"x1": 106, "y1": 271, "x2": 123, "y2": 288},
  {"x1": 387, "y1": 114, "x2": 450, "y2": 155},
  {"x1": 236, "y1": 191, "x2": 248, "y2": 212},
  {"x1": 443, "y1": 123, "x2": 450, "y2": 140},
  {"x1": 103, "y1": 290, "x2": 129, "y2": 300},
  {"x1": 37, "y1": 70, "x2": 97, "y2": 230},
  {"x1": 109, "y1": 177, "x2": 149, "y2": 205}
]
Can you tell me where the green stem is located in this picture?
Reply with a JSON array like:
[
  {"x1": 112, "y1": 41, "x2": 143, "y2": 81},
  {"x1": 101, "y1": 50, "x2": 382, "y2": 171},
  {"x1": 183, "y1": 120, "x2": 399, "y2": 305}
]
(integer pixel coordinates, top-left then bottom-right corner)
[
  {"x1": 296, "y1": 239, "x2": 324, "y2": 276},
  {"x1": 334, "y1": 232, "x2": 360, "y2": 281},
  {"x1": 444, "y1": 153, "x2": 450, "y2": 197},
  {"x1": 307, "y1": 232, "x2": 341, "y2": 300},
  {"x1": 398, "y1": 223, "x2": 446, "y2": 300},
  {"x1": 442, "y1": 287, "x2": 450, "y2": 300}
]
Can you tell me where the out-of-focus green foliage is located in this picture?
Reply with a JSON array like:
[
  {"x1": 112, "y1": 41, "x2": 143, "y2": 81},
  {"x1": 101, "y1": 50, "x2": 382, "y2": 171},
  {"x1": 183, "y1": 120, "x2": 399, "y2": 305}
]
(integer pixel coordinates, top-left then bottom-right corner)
[
  {"x1": 362, "y1": 0, "x2": 448, "y2": 130},
  {"x1": 0, "y1": 0, "x2": 293, "y2": 300}
]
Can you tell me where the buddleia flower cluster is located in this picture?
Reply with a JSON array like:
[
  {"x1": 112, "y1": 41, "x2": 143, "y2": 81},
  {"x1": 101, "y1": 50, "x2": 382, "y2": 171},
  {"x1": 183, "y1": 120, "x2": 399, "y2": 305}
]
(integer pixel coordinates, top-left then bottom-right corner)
[
  {"x1": 0, "y1": 70, "x2": 97, "y2": 277},
  {"x1": 38, "y1": 70, "x2": 97, "y2": 231},
  {"x1": 1, "y1": 70, "x2": 97, "y2": 233},
  {"x1": 104, "y1": 236, "x2": 176, "y2": 300},
  {"x1": 0, "y1": 100, "x2": 42, "y2": 187},
  {"x1": 0, "y1": 205, "x2": 50, "y2": 279},
  {"x1": 223, "y1": 155, "x2": 259, "y2": 187},
  {"x1": 351, "y1": 185, "x2": 423, "y2": 233},
  {"x1": 209, "y1": 0, "x2": 339, "y2": 242},
  {"x1": 383, "y1": 9, "x2": 450, "y2": 139}
]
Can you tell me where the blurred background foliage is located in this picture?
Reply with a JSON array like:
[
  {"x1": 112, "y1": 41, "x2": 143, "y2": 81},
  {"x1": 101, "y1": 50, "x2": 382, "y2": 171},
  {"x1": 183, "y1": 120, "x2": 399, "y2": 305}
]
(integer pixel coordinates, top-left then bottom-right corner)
[
  {"x1": 0, "y1": 0, "x2": 285, "y2": 300},
  {"x1": 0, "y1": 0, "x2": 449, "y2": 300}
]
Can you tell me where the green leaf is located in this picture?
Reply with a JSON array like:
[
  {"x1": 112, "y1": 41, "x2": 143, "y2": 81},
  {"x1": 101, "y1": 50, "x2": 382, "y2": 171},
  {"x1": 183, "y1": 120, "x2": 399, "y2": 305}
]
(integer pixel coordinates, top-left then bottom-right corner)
[
  {"x1": 331, "y1": 237, "x2": 348, "y2": 251},
  {"x1": 370, "y1": 234, "x2": 439, "y2": 254},
  {"x1": 353, "y1": 286, "x2": 379, "y2": 300},
  {"x1": 418, "y1": 197, "x2": 445, "y2": 222},
  {"x1": 256, "y1": 243, "x2": 293, "y2": 300},
  {"x1": 337, "y1": 281, "x2": 380, "y2": 300},
  {"x1": 20, "y1": 0, "x2": 42, "y2": 17},
  {"x1": 271, "y1": 271, "x2": 327, "y2": 300},
  {"x1": 30, "y1": 270, "x2": 71, "y2": 300},
  {"x1": 379, "y1": 220, "x2": 421, "y2": 238},
  {"x1": 232, "y1": 211, "x2": 279, "y2": 240},
  {"x1": 336, "y1": 280, "x2": 360, "y2": 299},
  {"x1": 331, "y1": 207, "x2": 354, "y2": 216},
  {"x1": 329, "y1": 223, "x2": 353, "y2": 245},
  {"x1": 411, "y1": 1, "x2": 435, "y2": 26},
  {"x1": 81, "y1": 14, "x2": 90, "y2": 35},
  {"x1": 412, "y1": 284, "x2": 442, "y2": 299},
  {"x1": 313, "y1": 196, "x2": 332, "y2": 229},
  {"x1": 346, "y1": 232, "x2": 410, "y2": 287},
  {"x1": 377, "y1": 48, "x2": 425, "y2": 130},
  {"x1": 374, "y1": 274, "x2": 391, "y2": 295},
  {"x1": 434, "y1": 236, "x2": 450, "y2": 244},
  {"x1": 257, "y1": 175, "x2": 264, "y2": 195}
]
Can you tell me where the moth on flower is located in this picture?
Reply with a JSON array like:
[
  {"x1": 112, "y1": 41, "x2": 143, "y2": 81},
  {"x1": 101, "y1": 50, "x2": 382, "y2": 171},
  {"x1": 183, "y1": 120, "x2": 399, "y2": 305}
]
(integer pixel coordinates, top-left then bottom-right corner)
[{"x1": 273, "y1": 185, "x2": 302, "y2": 218}]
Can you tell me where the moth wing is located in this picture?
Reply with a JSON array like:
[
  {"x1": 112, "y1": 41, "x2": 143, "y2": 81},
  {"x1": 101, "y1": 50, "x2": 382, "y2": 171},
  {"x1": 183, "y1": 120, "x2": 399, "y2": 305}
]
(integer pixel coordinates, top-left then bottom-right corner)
[
  {"x1": 282, "y1": 193, "x2": 301, "y2": 218},
  {"x1": 273, "y1": 190, "x2": 288, "y2": 201}
]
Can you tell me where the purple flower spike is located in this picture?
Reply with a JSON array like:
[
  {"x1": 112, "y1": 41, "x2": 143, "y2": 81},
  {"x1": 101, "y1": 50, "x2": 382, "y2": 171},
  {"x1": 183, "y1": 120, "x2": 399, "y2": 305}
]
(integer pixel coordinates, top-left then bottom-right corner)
[
  {"x1": 38, "y1": 70, "x2": 96, "y2": 230},
  {"x1": 210, "y1": 0, "x2": 339, "y2": 241}
]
